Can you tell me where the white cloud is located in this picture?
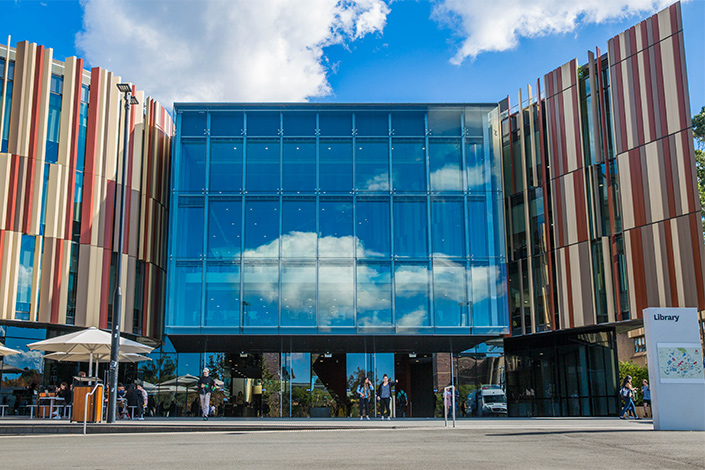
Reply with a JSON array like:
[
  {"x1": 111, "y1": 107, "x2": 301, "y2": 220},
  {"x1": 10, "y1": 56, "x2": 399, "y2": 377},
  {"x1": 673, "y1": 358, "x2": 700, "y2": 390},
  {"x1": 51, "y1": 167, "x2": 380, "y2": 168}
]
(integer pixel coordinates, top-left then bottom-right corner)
[
  {"x1": 432, "y1": 0, "x2": 679, "y2": 64},
  {"x1": 76, "y1": 0, "x2": 390, "y2": 106}
]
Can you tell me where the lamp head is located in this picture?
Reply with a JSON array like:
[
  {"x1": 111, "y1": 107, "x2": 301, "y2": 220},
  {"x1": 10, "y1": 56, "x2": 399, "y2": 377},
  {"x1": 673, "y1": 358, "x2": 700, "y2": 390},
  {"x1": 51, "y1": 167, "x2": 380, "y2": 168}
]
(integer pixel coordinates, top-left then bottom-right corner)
[{"x1": 116, "y1": 83, "x2": 131, "y2": 93}]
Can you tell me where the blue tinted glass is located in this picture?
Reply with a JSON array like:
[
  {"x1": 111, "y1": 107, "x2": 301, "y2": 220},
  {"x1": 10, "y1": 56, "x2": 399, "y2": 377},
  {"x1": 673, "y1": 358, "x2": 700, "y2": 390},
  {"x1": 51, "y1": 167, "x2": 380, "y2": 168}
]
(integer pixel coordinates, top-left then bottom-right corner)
[
  {"x1": 210, "y1": 139, "x2": 243, "y2": 192},
  {"x1": 394, "y1": 263, "x2": 430, "y2": 328},
  {"x1": 283, "y1": 112, "x2": 316, "y2": 136},
  {"x1": 208, "y1": 198, "x2": 242, "y2": 258},
  {"x1": 175, "y1": 197, "x2": 204, "y2": 258},
  {"x1": 281, "y1": 263, "x2": 316, "y2": 327},
  {"x1": 429, "y1": 141, "x2": 462, "y2": 191},
  {"x1": 468, "y1": 198, "x2": 488, "y2": 257},
  {"x1": 393, "y1": 199, "x2": 427, "y2": 258},
  {"x1": 246, "y1": 141, "x2": 279, "y2": 192},
  {"x1": 179, "y1": 140, "x2": 206, "y2": 192},
  {"x1": 169, "y1": 263, "x2": 201, "y2": 326},
  {"x1": 319, "y1": 199, "x2": 353, "y2": 257},
  {"x1": 49, "y1": 74, "x2": 63, "y2": 94},
  {"x1": 1, "y1": 82, "x2": 12, "y2": 152},
  {"x1": 205, "y1": 262, "x2": 240, "y2": 327},
  {"x1": 319, "y1": 140, "x2": 353, "y2": 193},
  {"x1": 318, "y1": 262, "x2": 354, "y2": 327},
  {"x1": 45, "y1": 92, "x2": 62, "y2": 164},
  {"x1": 319, "y1": 112, "x2": 352, "y2": 137},
  {"x1": 181, "y1": 111, "x2": 207, "y2": 137},
  {"x1": 357, "y1": 262, "x2": 392, "y2": 327},
  {"x1": 39, "y1": 163, "x2": 49, "y2": 235},
  {"x1": 15, "y1": 235, "x2": 35, "y2": 314},
  {"x1": 356, "y1": 140, "x2": 389, "y2": 191},
  {"x1": 433, "y1": 261, "x2": 468, "y2": 327},
  {"x1": 211, "y1": 112, "x2": 243, "y2": 137},
  {"x1": 465, "y1": 108, "x2": 485, "y2": 137},
  {"x1": 431, "y1": 198, "x2": 465, "y2": 257},
  {"x1": 466, "y1": 140, "x2": 488, "y2": 192},
  {"x1": 282, "y1": 140, "x2": 315, "y2": 192},
  {"x1": 392, "y1": 140, "x2": 426, "y2": 192},
  {"x1": 282, "y1": 199, "x2": 316, "y2": 257},
  {"x1": 247, "y1": 112, "x2": 280, "y2": 136},
  {"x1": 428, "y1": 110, "x2": 461, "y2": 136},
  {"x1": 243, "y1": 263, "x2": 278, "y2": 326},
  {"x1": 244, "y1": 199, "x2": 279, "y2": 257},
  {"x1": 471, "y1": 260, "x2": 500, "y2": 328},
  {"x1": 76, "y1": 101, "x2": 88, "y2": 172},
  {"x1": 392, "y1": 112, "x2": 425, "y2": 136},
  {"x1": 356, "y1": 199, "x2": 390, "y2": 257},
  {"x1": 355, "y1": 111, "x2": 388, "y2": 137}
]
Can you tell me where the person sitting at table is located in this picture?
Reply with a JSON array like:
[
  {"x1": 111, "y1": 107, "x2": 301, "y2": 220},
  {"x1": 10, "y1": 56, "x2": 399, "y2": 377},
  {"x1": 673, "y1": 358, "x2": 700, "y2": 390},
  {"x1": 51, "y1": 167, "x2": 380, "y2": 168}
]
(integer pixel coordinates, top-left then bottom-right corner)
[
  {"x1": 116, "y1": 383, "x2": 129, "y2": 419},
  {"x1": 52, "y1": 382, "x2": 71, "y2": 419},
  {"x1": 126, "y1": 383, "x2": 144, "y2": 420}
]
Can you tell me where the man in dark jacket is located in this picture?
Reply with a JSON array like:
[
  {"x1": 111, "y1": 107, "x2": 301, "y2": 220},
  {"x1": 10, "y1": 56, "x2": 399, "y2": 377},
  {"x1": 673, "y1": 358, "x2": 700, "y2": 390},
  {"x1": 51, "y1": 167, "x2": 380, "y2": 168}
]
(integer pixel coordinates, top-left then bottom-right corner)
[
  {"x1": 126, "y1": 383, "x2": 144, "y2": 420},
  {"x1": 197, "y1": 368, "x2": 217, "y2": 420}
]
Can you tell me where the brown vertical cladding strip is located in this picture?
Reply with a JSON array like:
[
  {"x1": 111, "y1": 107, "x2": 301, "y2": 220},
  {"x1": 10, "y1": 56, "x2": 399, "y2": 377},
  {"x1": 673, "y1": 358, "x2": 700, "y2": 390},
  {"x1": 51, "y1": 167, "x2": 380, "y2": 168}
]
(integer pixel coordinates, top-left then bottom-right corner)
[
  {"x1": 680, "y1": 132, "x2": 696, "y2": 216},
  {"x1": 5, "y1": 155, "x2": 19, "y2": 231},
  {"x1": 641, "y1": 23, "x2": 657, "y2": 143},
  {"x1": 574, "y1": 170, "x2": 588, "y2": 242},
  {"x1": 556, "y1": 67, "x2": 568, "y2": 176},
  {"x1": 653, "y1": 40, "x2": 668, "y2": 141},
  {"x1": 141, "y1": 265, "x2": 150, "y2": 337},
  {"x1": 22, "y1": 46, "x2": 44, "y2": 233},
  {"x1": 629, "y1": 229, "x2": 647, "y2": 318},
  {"x1": 630, "y1": 52, "x2": 644, "y2": 148},
  {"x1": 123, "y1": 85, "x2": 137, "y2": 255},
  {"x1": 142, "y1": 100, "x2": 154, "y2": 256},
  {"x1": 688, "y1": 213, "x2": 705, "y2": 310},
  {"x1": 103, "y1": 181, "x2": 116, "y2": 251},
  {"x1": 629, "y1": 149, "x2": 646, "y2": 228},
  {"x1": 99, "y1": 249, "x2": 111, "y2": 329},
  {"x1": 570, "y1": 60, "x2": 583, "y2": 170},
  {"x1": 663, "y1": 218, "x2": 679, "y2": 307},
  {"x1": 80, "y1": 68, "x2": 102, "y2": 245},
  {"x1": 564, "y1": 250, "x2": 575, "y2": 329},
  {"x1": 50, "y1": 241, "x2": 64, "y2": 323}
]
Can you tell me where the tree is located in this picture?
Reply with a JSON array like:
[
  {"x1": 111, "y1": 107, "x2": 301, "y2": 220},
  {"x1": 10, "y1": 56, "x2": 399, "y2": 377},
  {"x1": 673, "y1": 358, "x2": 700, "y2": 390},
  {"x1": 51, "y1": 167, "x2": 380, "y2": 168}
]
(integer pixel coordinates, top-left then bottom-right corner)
[
  {"x1": 618, "y1": 361, "x2": 648, "y2": 406},
  {"x1": 693, "y1": 107, "x2": 705, "y2": 211}
]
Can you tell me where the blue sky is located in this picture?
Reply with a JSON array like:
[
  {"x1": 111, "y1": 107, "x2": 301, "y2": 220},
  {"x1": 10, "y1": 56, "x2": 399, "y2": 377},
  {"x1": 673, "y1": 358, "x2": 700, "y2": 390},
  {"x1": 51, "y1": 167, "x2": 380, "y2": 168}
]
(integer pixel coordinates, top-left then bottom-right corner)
[{"x1": 0, "y1": 0, "x2": 702, "y2": 114}]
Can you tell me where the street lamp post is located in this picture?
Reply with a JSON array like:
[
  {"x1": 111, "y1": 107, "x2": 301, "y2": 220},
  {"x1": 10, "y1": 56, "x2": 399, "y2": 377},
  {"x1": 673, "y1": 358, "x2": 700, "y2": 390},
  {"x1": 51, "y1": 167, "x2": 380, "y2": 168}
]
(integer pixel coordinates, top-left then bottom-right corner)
[{"x1": 107, "y1": 83, "x2": 138, "y2": 423}]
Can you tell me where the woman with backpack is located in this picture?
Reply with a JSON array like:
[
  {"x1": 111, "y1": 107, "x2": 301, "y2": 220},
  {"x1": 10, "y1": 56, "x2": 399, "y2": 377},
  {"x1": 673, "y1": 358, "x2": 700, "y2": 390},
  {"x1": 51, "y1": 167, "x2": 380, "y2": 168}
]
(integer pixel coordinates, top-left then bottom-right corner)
[{"x1": 620, "y1": 375, "x2": 640, "y2": 419}]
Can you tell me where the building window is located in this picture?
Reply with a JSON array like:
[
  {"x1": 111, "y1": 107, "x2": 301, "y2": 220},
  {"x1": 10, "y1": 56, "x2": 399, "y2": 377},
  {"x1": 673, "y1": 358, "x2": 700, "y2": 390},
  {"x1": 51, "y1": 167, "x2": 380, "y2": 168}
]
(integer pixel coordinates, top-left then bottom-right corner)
[
  {"x1": 45, "y1": 74, "x2": 63, "y2": 163},
  {"x1": 1, "y1": 59, "x2": 15, "y2": 152},
  {"x1": 15, "y1": 235, "x2": 36, "y2": 321},
  {"x1": 634, "y1": 336, "x2": 646, "y2": 353}
]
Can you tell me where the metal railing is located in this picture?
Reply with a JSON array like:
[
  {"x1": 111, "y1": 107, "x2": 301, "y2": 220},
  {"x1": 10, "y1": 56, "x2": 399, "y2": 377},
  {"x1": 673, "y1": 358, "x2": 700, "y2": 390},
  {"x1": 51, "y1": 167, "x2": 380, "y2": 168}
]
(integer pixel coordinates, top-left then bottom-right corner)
[
  {"x1": 83, "y1": 383, "x2": 104, "y2": 435},
  {"x1": 443, "y1": 385, "x2": 456, "y2": 428}
]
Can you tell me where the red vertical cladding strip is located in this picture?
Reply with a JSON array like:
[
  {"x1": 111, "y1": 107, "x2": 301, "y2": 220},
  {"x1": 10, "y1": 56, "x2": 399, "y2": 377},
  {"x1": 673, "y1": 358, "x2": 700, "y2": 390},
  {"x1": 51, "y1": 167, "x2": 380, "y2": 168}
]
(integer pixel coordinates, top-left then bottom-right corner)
[
  {"x1": 570, "y1": 60, "x2": 582, "y2": 170},
  {"x1": 5, "y1": 155, "x2": 19, "y2": 231},
  {"x1": 671, "y1": 34, "x2": 688, "y2": 134},
  {"x1": 663, "y1": 219, "x2": 679, "y2": 307},
  {"x1": 680, "y1": 132, "x2": 696, "y2": 214},
  {"x1": 98, "y1": 249, "x2": 111, "y2": 329},
  {"x1": 103, "y1": 181, "x2": 116, "y2": 250},
  {"x1": 653, "y1": 41, "x2": 668, "y2": 141},
  {"x1": 123, "y1": 85, "x2": 138, "y2": 255},
  {"x1": 574, "y1": 170, "x2": 588, "y2": 242},
  {"x1": 80, "y1": 68, "x2": 103, "y2": 245},
  {"x1": 556, "y1": 67, "x2": 568, "y2": 175},
  {"x1": 630, "y1": 229, "x2": 647, "y2": 318},
  {"x1": 629, "y1": 149, "x2": 646, "y2": 228},
  {"x1": 688, "y1": 213, "x2": 705, "y2": 310},
  {"x1": 0, "y1": 230, "x2": 4, "y2": 287},
  {"x1": 22, "y1": 46, "x2": 45, "y2": 233},
  {"x1": 564, "y1": 251, "x2": 575, "y2": 329},
  {"x1": 630, "y1": 51, "x2": 644, "y2": 148},
  {"x1": 63, "y1": 59, "x2": 85, "y2": 241},
  {"x1": 50, "y1": 242, "x2": 64, "y2": 323},
  {"x1": 661, "y1": 137, "x2": 676, "y2": 220},
  {"x1": 141, "y1": 264, "x2": 150, "y2": 336}
]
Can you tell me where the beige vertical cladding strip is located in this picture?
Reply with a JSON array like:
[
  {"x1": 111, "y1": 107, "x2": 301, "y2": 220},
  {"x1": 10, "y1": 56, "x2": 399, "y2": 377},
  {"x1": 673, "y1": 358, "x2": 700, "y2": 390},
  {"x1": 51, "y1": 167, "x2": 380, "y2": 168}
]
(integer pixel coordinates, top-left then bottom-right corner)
[
  {"x1": 105, "y1": 74, "x2": 121, "y2": 182},
  {"x1": 93, "y1": 69, "x2": 108, "y2": 179},
  {"x1": 673, "y1": 132, "x2": 690, "y2": 216},
  {"x1": 669, "y1": 219, "x2": 685, "y2": 306},
  {"x1": 132, "y1": 90, "x2": 145, "y2": 191},
  {"x1": 74, "y1": 243, "x2": 92, "y2": 326},
  {"x1": 119, "y1": 252, "x2": 129, "y2": 333},
  {"x1": 676, "y1": 215, "x2": 698, "y2": 307},
  {"x1": 56, "y1": 238, "x2": 71, "y2": 324},
  {"x1": 34, "y1": 47, "x2": 52, "y2": 164},
  {"x1": 37, "y1": 237, "x2": 55, "y2": 323},
  {"x1": 623, "y1": 230, "x2": 638, "y2": 320},
  {"x1": 640, "y1": 224, "x2": 659, "y2": 307},
  {"x1": 8, "y1": 42, "x2": 30, "y2": 157},
  {"x1": 28, "y1": 234, "x2": 42, "y2": 321},
  {"x1": 644, "y1": 140, "x2": 665, "y2": 223},
  {"x1": 579, "y1": 242, "x2": 595, "y2": 327},
  {"x1": 617, "y1": 154, "x2": 635, "y2": 230},
  {"x1": 85, "y1": 245, "x2": 103, "y2": 327},
  {"x1": 93, "y1": 70, "x2": 109, "y2": 246},
  {"x1": 44, "y1": 164, "x2": 62, "y2": 239},
  {"x1": 660, "y1": 36, "x2": 680, "y2": 137},
  {"x1": 602, "y1": 236, "x2": 616, "y2": 322},
  {"x1": 57, "y1": 57, "x2": 77, "y2": 167},
  {"x1": 620, "y1": 60, "x2": 633, "y2": 152},
  {"x1": 124, "y1": 255, "x2": 136, "y2": 334},
  {"x1": 637, "y1": 49, "x2": 651, "y2": 143},
  {"x1": 0, "y1": 231, "x2": 14, "y2": 318},
  {"x1": 652, "y1": 221, "x2": 667, "y2": 306},
  {"x1": 7, "y1": 232, "x2": 21, "y2": 320},
  {"x1": 0, "y1": 153, "x2": 10, "y2": 227},
  {"x1": 563, "y1": 173, "x2": 578, "y2": 246},
  {"x1": 128, "y1": 189, "x2": 140, "y2": 258},
  {"x1": 568, "y1": 244, "x2": 583, "y2": 327},
  {"x1": 657, "y1": 7, "x2": 673, "y2": 43}
]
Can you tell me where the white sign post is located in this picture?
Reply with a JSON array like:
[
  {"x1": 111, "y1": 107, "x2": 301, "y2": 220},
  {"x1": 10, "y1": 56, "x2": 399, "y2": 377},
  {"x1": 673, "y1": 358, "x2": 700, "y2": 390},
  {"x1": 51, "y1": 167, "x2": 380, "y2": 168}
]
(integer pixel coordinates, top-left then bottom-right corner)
[{"x1": 643, "y1": 308, "x2": 705, "y2": 431}]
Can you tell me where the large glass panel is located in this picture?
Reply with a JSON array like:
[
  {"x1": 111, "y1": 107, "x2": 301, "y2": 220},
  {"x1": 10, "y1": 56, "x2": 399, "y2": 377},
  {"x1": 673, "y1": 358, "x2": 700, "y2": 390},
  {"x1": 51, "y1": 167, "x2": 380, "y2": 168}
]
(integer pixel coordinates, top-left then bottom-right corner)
[
  {"x1": 356, "y1": 140, "x2": 389, "y2": 191},
  {"x1": 428, "y1": 110, "x2": 461, "y2": 136},
  {"x1": 319, "y1": 140, "x2": 353, "y2": 193},
  {"x1": 356, "y1": 199, "x2": 390, "y2": 257},
  {"x1": 15, "y1": 235, "x2": 36, "y2": 319},
  {"x1": 246, "y1": 141, "x2": 279, "y2": 192},
  {"x1": 356, "y1": 262, "x2": 392, "y2": 327},
  {"x1": 244, "y1": 199, "x2": 279, "y2": 257},
  {"x1": 242, "y1": 263, "x2": 278, "y2": 327},
  {"x1": 318, "y1": 263, "x2": 354, "y2": 327},
  {"x1": 211, "y1": 112, "x2": 244, "y2": 137},
  {"x1": 281, "y1": 263, "x2": 316, "y2": 327},
  {"x1": 284, "y1": 112, "x2": 316, "y2": 136},
  {"x1": 431, "y1": 198, "x2": 465, "y2": 257},
  {"x1": 429, "y1": 141, "x2": 462, "y2": 191},
  {"x1": 391, "y1": 111, "x2": 425, "y2": 136},
  {"x1": 433, "y1": 260, "x2": 468, "y2": 327},
  {"x1": 1, "y1": 81, "x2": 12, "y2": 152},
  {"x1": 319, "y1": 199, "x2": 353, "y2": 257},
  {"x1": 468, "y1": 198, "x2": 488, "y2": 258},
  {"x1": 391, "y1": 139, "x2": 426, "y2": 192},
  {"x1": 356, "y1": 111, "x2": 388, "y2": 137},
  {"x1": 181, "y1": 111, "x2": 207, "y2": 137},
  {"x1": 393, "y1": 199, "x2": 427, "y2": 258},
  {"x1": 282, "y1": 140, "x2": 315, "y2": 192},
  {"x1": 175, "y1": 197, "x2": 204, "y2": 259},
  {"x1": 45, "y1": 75, "x2": 63, "y2": 164},
  {"x1": 282, "y1": 199, "x2": 316, "y2": 258},
  {"x1": 464, "y1": 108, "x2": 486, "y2": 137},
  {"x1": 471, "y1": 260, "x2": 502, "y2": 328},
  {"x1": 169, "y1": 263, "x2": 202, "y2": 326},
  {"x1": 319, "y1": 112, "x2": 352, "y2": 137},
  {"x1": 208, "y1": 198, "x2": 241, "y2": 258},
  {"x1": 76, "y1": 85, "x2": 89, "y2": 172},
  {"x1": 210, "y1": 139, "x2": 243, "y2": 193},
  {"x1": 394, "y1": 263, "x2": 430, "y2": 328},
  {"x1": 205, "y1": 262, "x2": 240, "y2": 327},
  {"x1": 72, "y1": 171, "x2": 83, "y2": 242},
  {"x1": 247, "y1": 112, "x2": 280, "y2": 136},
  {"x1": 466, "y1": 140, "x2": 489, "y2": 192},
  {"x1": 179, "y1": 140, "x2": 206, "y2": 192}
]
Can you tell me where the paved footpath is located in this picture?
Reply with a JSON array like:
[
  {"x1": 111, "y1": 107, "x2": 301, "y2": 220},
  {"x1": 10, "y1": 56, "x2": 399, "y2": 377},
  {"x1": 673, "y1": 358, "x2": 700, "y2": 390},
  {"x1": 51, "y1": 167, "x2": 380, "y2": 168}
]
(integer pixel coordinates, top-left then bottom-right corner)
[{"x1": 0, "y1": 417, "x2": 703, "y2": 469}]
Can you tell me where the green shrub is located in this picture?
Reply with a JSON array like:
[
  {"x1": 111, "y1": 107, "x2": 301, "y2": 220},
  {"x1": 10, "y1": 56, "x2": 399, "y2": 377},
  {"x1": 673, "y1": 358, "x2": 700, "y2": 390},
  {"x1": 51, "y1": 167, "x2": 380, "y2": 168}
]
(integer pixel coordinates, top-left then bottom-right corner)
[{"x1": 618, "y1": 361, "x2": 649, "y2": 406}]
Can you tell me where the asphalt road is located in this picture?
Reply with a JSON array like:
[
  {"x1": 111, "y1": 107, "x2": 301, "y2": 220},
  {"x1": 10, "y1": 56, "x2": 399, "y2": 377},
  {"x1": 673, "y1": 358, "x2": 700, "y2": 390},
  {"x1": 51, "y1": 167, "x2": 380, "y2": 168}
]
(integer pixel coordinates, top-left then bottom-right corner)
[{"x1": 1, "y1": 425, "x2": 703, "y2": 469}]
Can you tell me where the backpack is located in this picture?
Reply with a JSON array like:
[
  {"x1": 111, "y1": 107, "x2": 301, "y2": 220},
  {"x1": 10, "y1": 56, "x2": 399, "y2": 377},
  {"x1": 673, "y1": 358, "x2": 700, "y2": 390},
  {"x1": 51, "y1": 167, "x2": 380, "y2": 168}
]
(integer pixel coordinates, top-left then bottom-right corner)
[{"x1": 620, "y1": 387, "x2": 630, "y2": 398}]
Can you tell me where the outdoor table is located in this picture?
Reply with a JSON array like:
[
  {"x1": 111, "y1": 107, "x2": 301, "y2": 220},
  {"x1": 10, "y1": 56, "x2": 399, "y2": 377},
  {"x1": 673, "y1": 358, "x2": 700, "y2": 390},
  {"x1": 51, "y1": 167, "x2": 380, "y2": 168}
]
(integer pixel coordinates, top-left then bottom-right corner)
[
  {"x1": 38, "y1": 396, "x2": 64, "y2": 419},
  {"x1": 0, "y1": 404, "x2": 7, "y2": 417}
]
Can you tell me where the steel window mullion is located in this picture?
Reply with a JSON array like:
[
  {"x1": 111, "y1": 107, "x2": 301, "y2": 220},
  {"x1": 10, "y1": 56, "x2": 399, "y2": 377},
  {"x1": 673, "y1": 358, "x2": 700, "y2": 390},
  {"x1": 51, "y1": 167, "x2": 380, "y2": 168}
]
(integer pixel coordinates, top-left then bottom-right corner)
[
  {"x1": 388, "y1": 112, "x2": 396, "y2": 330},
  {"x1": 425, "y1": 112, "x2": 435, "y2": 329},
  {"x1": 315, "y1": 112, "x2": 320, "y2": 331},
  {"x1": 200, "y1": 111, "x2": 211, "y2": 329},
  {"x1": 352, "y1": 112, "x2": 357, "y2": 330},
  {"x1": 240, "y1": 112, "x2": 247, "y2": 330},
  {"x1": 278, "y1": 111, "x2": 283, "y2": 331}
]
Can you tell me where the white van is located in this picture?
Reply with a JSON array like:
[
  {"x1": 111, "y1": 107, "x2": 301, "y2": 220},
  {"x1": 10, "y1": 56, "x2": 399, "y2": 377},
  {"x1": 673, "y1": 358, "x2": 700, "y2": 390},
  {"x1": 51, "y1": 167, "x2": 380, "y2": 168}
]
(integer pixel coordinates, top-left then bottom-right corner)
[{"x1": 467, "y1": 385, "x2": 507, "y2": 417}]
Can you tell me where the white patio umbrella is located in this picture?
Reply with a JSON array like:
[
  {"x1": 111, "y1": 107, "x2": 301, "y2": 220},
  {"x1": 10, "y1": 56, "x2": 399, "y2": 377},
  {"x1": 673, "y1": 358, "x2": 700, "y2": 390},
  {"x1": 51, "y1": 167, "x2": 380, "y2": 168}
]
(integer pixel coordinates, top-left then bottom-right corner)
[
  {"x1": 0, "y1": 344, "x2": 20, "y2": 357},
  {"x1": 27, "y1": 327, "x2": 153, "y2": 376},
  {"x1": 44, "y1": 351, "x2": 152, "y2": 364}
]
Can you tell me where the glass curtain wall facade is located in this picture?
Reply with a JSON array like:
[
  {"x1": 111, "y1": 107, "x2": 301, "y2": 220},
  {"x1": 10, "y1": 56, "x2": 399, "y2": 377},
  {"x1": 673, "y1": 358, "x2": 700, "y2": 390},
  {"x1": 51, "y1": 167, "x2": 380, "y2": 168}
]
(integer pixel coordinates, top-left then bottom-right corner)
[{"x1": 166, "y1": 104, "x2": 508, "y2": 337}]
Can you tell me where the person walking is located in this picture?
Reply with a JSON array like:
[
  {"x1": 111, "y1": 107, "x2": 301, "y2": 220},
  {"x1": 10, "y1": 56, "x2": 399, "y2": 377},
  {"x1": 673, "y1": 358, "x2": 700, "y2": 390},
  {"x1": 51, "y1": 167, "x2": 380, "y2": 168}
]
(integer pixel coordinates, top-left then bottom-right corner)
[
  {"x1": 197, "y1": 368, "x2": 217, "y2": 421},
  {"x1": 395, "y1": 388, "x2": 407, "y2": 418},
  {"x1": 357, "y1": 377, "x2": 372, "y2": 420},
  {"x1": 620, "y1": 375, "x2": 640, "y2": 419},
  {"x1": 641, "y1": 379, "x2": 651, "y2": 418},
  {"x1": 376, "y1": 374, "x2": 397, "y2": 420}
]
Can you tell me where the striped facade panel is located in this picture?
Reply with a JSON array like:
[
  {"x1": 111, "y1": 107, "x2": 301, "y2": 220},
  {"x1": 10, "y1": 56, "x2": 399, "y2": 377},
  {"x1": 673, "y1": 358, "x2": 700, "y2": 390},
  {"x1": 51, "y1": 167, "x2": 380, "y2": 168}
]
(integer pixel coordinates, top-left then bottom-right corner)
[{"x1": 0, "y1": 41, "x2": 172, "y2": 339}]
